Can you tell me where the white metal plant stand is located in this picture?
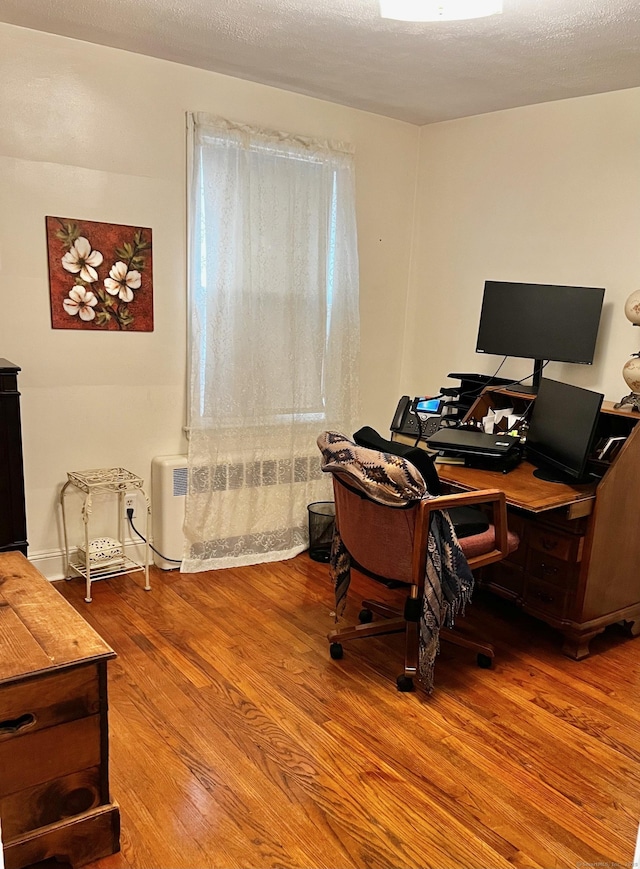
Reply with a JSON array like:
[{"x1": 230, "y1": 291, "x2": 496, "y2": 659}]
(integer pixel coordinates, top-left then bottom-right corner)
[{"x1": 61, "y1": 467, "x2": 151, "y2": 602}]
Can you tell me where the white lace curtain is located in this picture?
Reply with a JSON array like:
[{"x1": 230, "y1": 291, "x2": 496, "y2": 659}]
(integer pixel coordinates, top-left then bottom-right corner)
[{"x1": 182, "y1": 113, "x2": 360, "y2": 572}]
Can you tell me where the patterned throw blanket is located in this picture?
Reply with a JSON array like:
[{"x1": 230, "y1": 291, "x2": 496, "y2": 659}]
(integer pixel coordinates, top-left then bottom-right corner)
[{"x1": 317, "y1": 431, "x2": 475, "y2": 693}]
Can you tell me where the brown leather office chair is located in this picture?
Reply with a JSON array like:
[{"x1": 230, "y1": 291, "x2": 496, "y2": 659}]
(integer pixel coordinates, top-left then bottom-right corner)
[{"x1": 317, "y1": 431, "x2": 519, "y2": 693}]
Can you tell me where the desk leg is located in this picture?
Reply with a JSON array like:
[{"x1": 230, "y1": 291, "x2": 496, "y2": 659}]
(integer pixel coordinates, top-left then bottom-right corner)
[
  {"x1": 561, "y1": 627, "x2": 605, "y2": 660},
  {"x1": 623, "y1": 618, "x2": 640, "y2": 638}
]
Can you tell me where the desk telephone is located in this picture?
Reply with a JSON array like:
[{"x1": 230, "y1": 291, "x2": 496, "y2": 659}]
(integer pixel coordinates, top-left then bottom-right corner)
[{"x1": 391, "y1": 395, "x2": 446, "y2": 439}]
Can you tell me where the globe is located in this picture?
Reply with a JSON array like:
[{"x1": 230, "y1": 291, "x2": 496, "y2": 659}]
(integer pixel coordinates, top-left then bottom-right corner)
[
  {"x1": 624, "y1": 289, "x2": 640, "y2": 325},
  {"x1": 623, "y1": 355, "x2": 640, "y2": 394}
]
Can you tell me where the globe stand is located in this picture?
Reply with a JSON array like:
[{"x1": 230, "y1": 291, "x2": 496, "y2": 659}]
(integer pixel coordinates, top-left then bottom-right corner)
[
  {"x1": 614, "y1": 392, "x2": 640, "y2": 412},
  {"x1": 617, "y1": 320, "x2": 640, "y2": 410}
]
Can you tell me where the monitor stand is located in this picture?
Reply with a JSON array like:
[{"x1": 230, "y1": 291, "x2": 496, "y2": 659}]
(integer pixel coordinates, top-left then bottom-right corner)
[
  {"x1": 511, "y1": 360, "x2": 544, "y2": 395},
  {"x1": 532, "y1": 466, "x2": 593, "y2": 485}
]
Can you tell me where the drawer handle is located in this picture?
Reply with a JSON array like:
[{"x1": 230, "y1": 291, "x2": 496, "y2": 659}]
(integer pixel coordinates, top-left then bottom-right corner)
[
  {"x1": 541, "y1": 538, "x2": 557, "y2": 551},
  {"x1": 0, "y1": 713, "x2": 36, "y2": 735},
  {"x1": 540, "y1": 562, "x2": 558, "y2": 576},
  {"x1": 533, "y1": 591, "x2": 554, "y2": 603}
]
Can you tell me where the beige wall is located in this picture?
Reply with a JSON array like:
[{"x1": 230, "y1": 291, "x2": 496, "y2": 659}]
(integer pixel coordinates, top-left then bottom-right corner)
[
  {"x1": 0, "y1": 23, "x2": 418, "y2": 571},
  {"x1": 4, "y1": 20, "x2": 640, "y2": 574},
  {"x1": 402, "y1": 89, "x2": 640, "y2": 400}
]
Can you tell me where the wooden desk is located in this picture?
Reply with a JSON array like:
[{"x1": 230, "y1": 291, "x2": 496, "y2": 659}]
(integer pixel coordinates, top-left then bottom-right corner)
[
  {"x1": 437, "y1": 457, "x2": 597, "y2": 516},
  {"x1": 0, "y1": 552, "x2": 120, "y2": 869},
  {"x1": 400, "y1": 389, "x2": 640, "y2": 659}
]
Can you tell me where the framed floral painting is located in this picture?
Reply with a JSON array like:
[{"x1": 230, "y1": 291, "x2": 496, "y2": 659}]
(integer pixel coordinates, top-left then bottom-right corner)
[{"x1": 46, "y1": 217, "x2": 154, "y2": 331}]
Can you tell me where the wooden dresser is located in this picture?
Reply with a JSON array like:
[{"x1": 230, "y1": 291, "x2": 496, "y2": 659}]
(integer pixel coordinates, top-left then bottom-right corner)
[
  {"x1": 0, "y1": 360, "x2": 27, "y2": 556},
  {"x1": 0, "y1": 552, "x2": 120, "y2": 869}
]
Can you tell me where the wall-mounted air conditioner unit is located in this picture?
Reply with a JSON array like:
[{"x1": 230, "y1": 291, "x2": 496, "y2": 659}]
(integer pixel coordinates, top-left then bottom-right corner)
[
  {"x1": 151, "y1": 450, "x2": 324, "y2": 570},
  {"x1": 151, "y1": 455, "x2": 187, "y2": 570}
]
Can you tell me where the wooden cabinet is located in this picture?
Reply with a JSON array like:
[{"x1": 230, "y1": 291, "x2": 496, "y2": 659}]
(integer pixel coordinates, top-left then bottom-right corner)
[
  {"x1": 0, "y1": 360, "x2": 27, "y2": 555},
  {"x1": 0, "y1": 552, "x2": 120, "y2": 869},
  {"x1": 437, "y1": 387, "x2": 640, "y2": 659}
]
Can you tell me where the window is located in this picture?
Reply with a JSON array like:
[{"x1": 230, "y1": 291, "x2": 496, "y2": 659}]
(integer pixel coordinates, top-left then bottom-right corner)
[
  {"x1": 187, "y1": 114, "x2": 360, "y2": 432},
  {"x1": 183, "y1": 113, "x2": 360, "y2": 570}
]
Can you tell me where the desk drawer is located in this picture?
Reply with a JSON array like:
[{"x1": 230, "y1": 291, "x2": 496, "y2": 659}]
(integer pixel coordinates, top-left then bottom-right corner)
[
  {"x1": 538, "y1": 508, "x2": 590, "y2": 534},
  {"x1": 523, "y1": 579, "x2": 568, "y2": 620},
  {"x1": 526, "y1": 550, "x2": 577, "y2": 589},
  {"x1": 0, "y1": 665, "x2": 100, "y2": 740},
  {"x1": 528, "y1": 525, "x2": 583, "y2": 562}
]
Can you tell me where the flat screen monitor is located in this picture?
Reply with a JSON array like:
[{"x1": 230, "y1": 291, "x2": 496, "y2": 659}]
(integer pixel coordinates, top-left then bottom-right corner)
[
  {"x1": 476, "y1": 281, "x2": 605, "y2": 392},
  {"x1": 526, "y1": 377, "x2": 604, "y2": 484}
]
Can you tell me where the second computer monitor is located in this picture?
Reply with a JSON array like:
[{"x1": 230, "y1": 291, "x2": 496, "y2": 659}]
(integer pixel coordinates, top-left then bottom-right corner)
[{"x1": 526, "y1": 377, "x2": 604, "y2": 484}]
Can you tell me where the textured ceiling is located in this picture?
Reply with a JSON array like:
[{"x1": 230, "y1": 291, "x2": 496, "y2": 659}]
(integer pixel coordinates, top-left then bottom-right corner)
[{"x1": 1, "y1": 0, "x2": 639, "y2": 124}]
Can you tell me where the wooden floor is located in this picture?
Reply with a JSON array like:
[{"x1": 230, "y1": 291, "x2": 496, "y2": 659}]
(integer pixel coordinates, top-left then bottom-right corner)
[{"x1": 52, "y1": 555, "x2": 640, "y2": 869}]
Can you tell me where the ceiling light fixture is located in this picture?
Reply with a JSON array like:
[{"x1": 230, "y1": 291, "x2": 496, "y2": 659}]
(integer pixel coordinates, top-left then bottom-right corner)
[{"x1": 379, "y1": 0, "x2": 503, "y2": 21}]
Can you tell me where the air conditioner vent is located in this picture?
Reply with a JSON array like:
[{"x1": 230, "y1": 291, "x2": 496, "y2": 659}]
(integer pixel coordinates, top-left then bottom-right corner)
[{"x1": 173, "y1": 466, "x2": 188, "y2": 497}]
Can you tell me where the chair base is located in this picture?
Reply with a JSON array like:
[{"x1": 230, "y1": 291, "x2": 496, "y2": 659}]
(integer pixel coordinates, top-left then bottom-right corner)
[
  {"x1": 327, "y1": 597, "x2": 495, "y2": 689},
  {"x1": 440, "y1": 622, "x2": 495, "y2": 661},
  {"x1": 327, "y1": 609, "x2": 406, "y2": 643},
  {"x1": 396, "y1": 674, "x2": 415, "y2": 692}
]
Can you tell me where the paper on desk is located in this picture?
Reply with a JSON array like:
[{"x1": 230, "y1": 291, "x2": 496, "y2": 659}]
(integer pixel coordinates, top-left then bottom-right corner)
[{"x1": 482, "y1": 407, "x2": 514, "y2": 434}]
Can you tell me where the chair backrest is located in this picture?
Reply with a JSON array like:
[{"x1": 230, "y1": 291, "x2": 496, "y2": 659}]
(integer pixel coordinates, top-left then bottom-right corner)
[
  {"x1": 352, "y1": 426, "x2": 491, "y2": 538},
  {"x1": 332, "y1": 476, "x2": 419, "y2": 584},
  {"x1": 318, "y1": 430, "x2": 514, "y2": 579},
  {"x1": 353, "y1": 425, "x2": 442, "y2": 495},
  {"x1": 317, "y1": 430, "x2": 427, "y2": 584}
]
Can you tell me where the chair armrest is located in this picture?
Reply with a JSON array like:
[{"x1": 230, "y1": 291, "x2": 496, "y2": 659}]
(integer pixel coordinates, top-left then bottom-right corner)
[
  {"x1": 422, "y1": 488, "x2": 504, "y2": 510},
  {"x1": 411, "y1": 488, "x2": 510, "y2": 583}
]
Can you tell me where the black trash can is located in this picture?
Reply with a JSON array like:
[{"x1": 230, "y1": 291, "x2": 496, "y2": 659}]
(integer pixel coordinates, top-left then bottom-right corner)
[{"x1": 307, "y1": 501, "x2": 335, "y2": 562}]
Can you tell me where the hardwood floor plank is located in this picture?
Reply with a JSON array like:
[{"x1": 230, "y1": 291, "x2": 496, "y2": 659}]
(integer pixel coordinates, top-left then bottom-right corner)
[
  {"x1": 81, "y1": 588, "x2": 366, "y2": 868},
  {"x1": 323, "y1": 695, "x2": 600, "y2": 867},
  {"x1": 181, "y1": 643, "x2": 514, "y2": 868},
  {"x1": 50, "y1": 555, "x2": 640, "y2": 869}
]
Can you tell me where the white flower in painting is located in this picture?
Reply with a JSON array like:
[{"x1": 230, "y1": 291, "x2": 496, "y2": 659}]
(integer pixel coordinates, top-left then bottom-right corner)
[
  {"x1": 61, "y1": 237, "x2": 104, "y2": 283},
  {"x1": 104, "y1": 261, "x2": 142, "y2": 302},
  {"x1": 62, "y1": 286, "x2": 98, "y2": 321}
]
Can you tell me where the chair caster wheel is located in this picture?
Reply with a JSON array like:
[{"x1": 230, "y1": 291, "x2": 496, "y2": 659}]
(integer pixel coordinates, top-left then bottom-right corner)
[
  {"x1": 477, "y1": 653, "x2": 493, "y2": 669},
  {"x1": 330, "y1": 642, "x2": 344, "y2": 660},
  {"x1": 396, "y1": 675, "x2": 415, "y2": 692},
  {"x1": 358, "y1": 608, "x2": 373, "y2": 624}
]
